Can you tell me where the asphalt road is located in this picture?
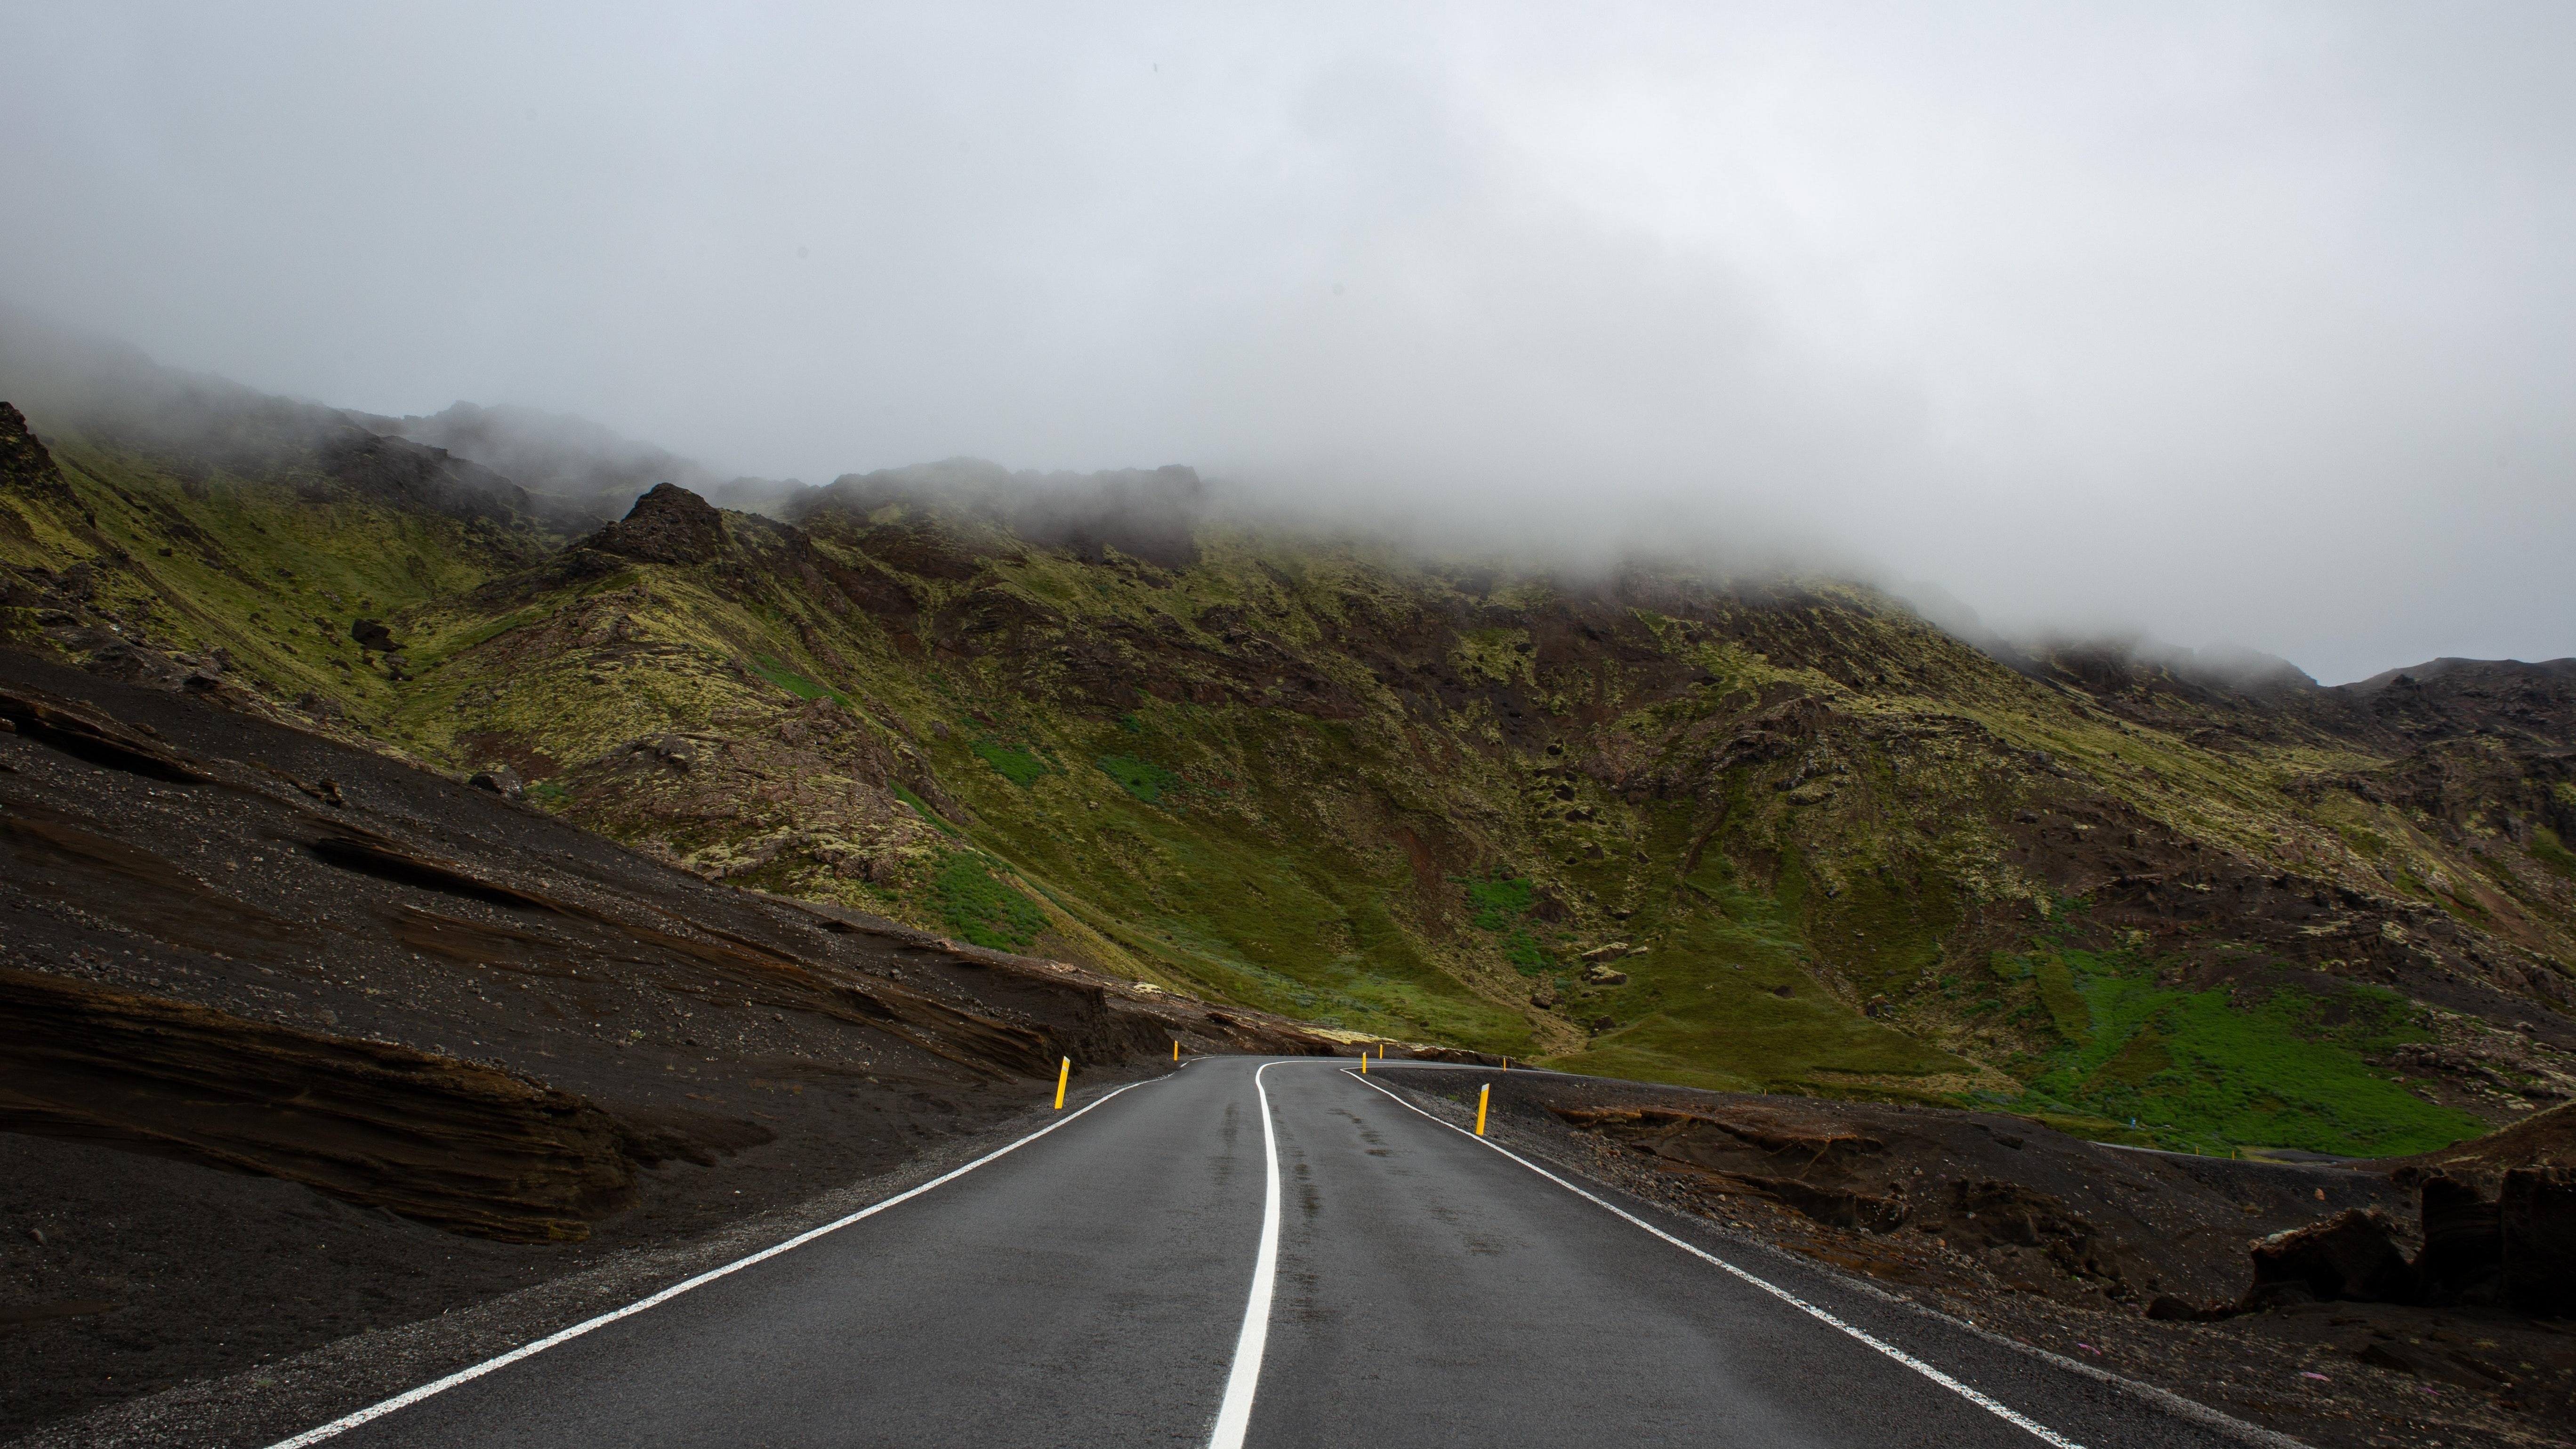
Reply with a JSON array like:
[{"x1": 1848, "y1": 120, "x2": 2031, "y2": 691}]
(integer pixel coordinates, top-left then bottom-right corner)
[{"x1": 288, "y1": 1058, "x2": 2248, "y2": 1449}]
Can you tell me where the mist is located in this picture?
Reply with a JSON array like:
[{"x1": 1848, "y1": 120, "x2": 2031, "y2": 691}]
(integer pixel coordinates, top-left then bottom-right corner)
[{"x1": 4, "y1": 2, "x2": 2571, "y2": 683}]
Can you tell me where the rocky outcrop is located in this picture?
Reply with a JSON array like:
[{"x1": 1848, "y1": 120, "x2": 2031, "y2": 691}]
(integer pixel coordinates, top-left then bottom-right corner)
[
  {"x1": 2245, "y1": 1209, "x2": 2422, "y2": 1308},
  {"x1": 0, "y1": 401, "x2": 74, "y2": 504},
  {"x1": 2501, "y1": 1167, "x2": 2576, "y2": 1314},
  {"x1": 581, "y1": 482, "x2": 731, "y2": 564},
  {"x1": 8, "y1": 330, "x2": 2576, "y2": 1143},
  {"x1": 314, "y1": 429, "x2": 529, "y2": 523},
  {"x1": 2236, "y1": 1164, "x2": 2576, "y2": 1316}
]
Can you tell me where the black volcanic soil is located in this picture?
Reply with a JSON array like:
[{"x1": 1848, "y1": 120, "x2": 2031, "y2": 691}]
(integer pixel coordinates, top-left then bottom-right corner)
[
  {"x1": 0, "y1": 646, "x2": 1333, "y2": 1438},
  {"x1": 8, "y1": 633, "x2": 2573, "y2": 1445},
  {"x1": 1387, "y1": 1067, "x2": 2576, "y2": 1449},
  {"x1": 0, "y1": 1133, "x2": 575, "y2": 1431}
]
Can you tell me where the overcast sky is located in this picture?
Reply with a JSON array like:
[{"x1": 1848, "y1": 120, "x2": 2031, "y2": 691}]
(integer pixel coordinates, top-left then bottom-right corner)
[{"x1": 5, "y1": 2, "x2": 2570, "y2": 682}]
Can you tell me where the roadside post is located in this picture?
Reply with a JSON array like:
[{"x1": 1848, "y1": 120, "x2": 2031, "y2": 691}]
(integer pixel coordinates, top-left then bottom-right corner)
[
  {"x1": 1475, "y1": 1083, "x2": 1490, "y2": 1135},
  {"x1": 1054, "y1": 1056, "x2": 1070, "y2": 1109}
]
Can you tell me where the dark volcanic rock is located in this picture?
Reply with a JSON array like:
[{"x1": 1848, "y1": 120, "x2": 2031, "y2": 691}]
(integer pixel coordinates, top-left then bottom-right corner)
[
  {"x1": 2339, "y1": 657, "x2": 2576, "y2": 749},
  {"x1": 2415, "y1": 1172, "x2": 2504, "y2": 1302},
  {"x1": 2502, "y1": 1166, "x2": 2576, "y2": 1315},
  {"x1": 0, "y1": 401, "x2": 74, "y2": 504},
  {"x1": 2245, "y1": 1208, "x2": 2420, "y2": 1307},
  {"x1": 582, "y1": 482, "x2": 730, "y2": 564},
  {"x1": 316, "y1": 430, "x2": 529, "y2": 524},
  {"x1": 2225, "y1": 1144, "x2": 2576, "y2": 1316}
]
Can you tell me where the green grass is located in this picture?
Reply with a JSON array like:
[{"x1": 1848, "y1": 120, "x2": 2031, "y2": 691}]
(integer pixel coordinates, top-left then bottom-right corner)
[
  {"x1": 2004, "y1": 944, "x2": 2486, "y2": 1155},
  {"x1": 9, "y1": 404, "x2": 2563, "y2": 1135},
  {"x1": 1448, "y1": 872, "x2": 1555, "y2": 974},
  {"x1": 933, "y1": 714, "x2": 1536, "y2": 1050},
  {"x1": 1791, "y1": 850, "x2": 1959, "y2": 997},
  {"x1": 931, "y1": 853, "x2": 1049, "y2": 950},
  {"x1": 2032, "y1": 953, "x2": 2092, "y2": 1044},
  {"x1": 890, "y1": 783, "x2": 962, "y2": 837},
  {"x1": 749, "y1": 654, "x2": 847, "y2": 705},
  {"x1": 3, "y1": 438, "x2": 545, "y2": 735},
  {"x1": 1500, "y1": 927, "x2": 1551, "y2": 974},
  {"x1": 972, "y1": 740, "x2": 1049, "y2": 786},
  {"x1": 1457, "y1": 872, "x2": 1534, "y2": 929},
  {"x1": 1545, "y1": 845, "x2": 1971, "y2": 1092},
  {"x1": 1095, "y1": 753, "x2": 1179, "y2": 804},
  {"x1": 2533, "y1": 827, "x2": 2576, "y2": 880}
]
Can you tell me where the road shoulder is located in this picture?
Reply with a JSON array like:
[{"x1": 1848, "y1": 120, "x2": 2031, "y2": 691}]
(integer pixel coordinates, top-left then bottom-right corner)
[{"x1": 5, "y1": 1071, "x2": 1174, "y2": 1449}]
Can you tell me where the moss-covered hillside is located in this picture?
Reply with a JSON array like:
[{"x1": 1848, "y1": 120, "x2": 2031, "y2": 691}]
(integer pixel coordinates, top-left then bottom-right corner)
[{"x1": 6, "y1": 373, "x2": 2573, "y2": 1158}]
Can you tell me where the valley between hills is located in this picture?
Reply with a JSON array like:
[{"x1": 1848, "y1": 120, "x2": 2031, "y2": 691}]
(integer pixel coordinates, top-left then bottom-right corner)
[
  {"x1": 8, "y1": 327, "x2": 2576, "y2": 1446},
  {"x1": 4, "y1": 330, "x2": 2574, "y2": 1165}
]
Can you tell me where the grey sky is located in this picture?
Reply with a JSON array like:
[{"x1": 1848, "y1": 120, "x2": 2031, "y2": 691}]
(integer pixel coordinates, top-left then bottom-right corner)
[{"x1": 5, "y1": 2, "x2": 2570, "y2": 683}]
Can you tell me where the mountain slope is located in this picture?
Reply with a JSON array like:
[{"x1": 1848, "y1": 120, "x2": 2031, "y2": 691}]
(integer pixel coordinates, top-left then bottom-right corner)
[{"x1": 5, "y1": 356, "x2": 2572, "y2": 1157}]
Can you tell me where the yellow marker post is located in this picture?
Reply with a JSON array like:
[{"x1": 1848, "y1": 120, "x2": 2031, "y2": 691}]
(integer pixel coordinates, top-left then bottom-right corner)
[
  {"x1": 1475, "y1": 1083, "x2": 1490, "y2": 1135},
  {"x1": 1360, "y1": 1052, "x2": 1368, "y2": 1075},
  {"x1": 1174, "y1": 1039, "x2": 1181, "y2": 1063},
  {"x1": 1054, "y1": 1056, "x2": 1071, "y2": 1109}
]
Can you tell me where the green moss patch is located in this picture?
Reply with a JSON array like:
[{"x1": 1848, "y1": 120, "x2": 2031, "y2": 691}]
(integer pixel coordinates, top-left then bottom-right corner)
[
  {"x1": 1450, "y1": 872, "x2": 1555, "y2": 975},
  {"x1": 1457, "y1": 872, "x2": 1535, "y2": 929},
  {"x1": 972, "y1": 740, "x2": 1049, "y2": 787},
  {"x1": 749, "y1": 654, "x2": 847, "y2": 705},
  {"x1": 2005, "y1": 944, "x2": 2485, "y2": 1155},
  {"x1": 1095, "y1": 753, "x2": 1179, "y2": 804},
  {"x1": 931, "y1": 853, "x2": 1048, "y2": 950},
  {"x1": 2531, "y1": 827, "x2": 2576, "y2": 880},
  {"x1": 2032, "y1": 954, "x2": 2092, "y2": 1045},
  {"x1": 890, "y1": 783, "x2": 962, "y2": 838},
  {"x1": 1547, "y1": 842, "x2": 1970, "y2": 1091}
]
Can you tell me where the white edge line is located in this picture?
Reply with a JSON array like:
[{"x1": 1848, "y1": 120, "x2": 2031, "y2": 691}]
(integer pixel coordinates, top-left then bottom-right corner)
[
  {"x1": 1343, "y1": 1069, "x2": 2086, "y2": 1449},
  {"x1": 263, "y1": 1075, "x2": 1169, "y2": 1449},
  {"x1": 1351, "y1": 1067, "x2": 2303, "y2": 1449},
  {"x1": 1205, "y1": 1060, "x2": 1282, "y2": 1449}
]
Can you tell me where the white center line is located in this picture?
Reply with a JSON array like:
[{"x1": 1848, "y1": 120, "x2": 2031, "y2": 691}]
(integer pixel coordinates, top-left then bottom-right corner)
[
  {"x1": 1207, "y1": 1060, "x2": 1283, "y2": 1449},
  {"x1": 1345, "y1": 1069, "x2": 2086, "y2": 1449}
]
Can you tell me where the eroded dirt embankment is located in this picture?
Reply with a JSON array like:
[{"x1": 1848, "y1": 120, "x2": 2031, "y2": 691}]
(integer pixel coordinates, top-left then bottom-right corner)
[
  {"x1": 0, "y1": 646, "x2": 1337, "y2": 1436},
  {"x1": 0, "y1": 969, "x2": 641, "y2": 1241},
  {"x1": 1383, "y1": 1068, "x2": 2576, "y2": 1449}
]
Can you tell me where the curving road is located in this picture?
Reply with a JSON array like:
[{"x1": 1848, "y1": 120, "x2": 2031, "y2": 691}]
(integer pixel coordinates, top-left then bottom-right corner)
[{"x1": 280, "y1": 1058, "x2": 2243, "y2": 1449}]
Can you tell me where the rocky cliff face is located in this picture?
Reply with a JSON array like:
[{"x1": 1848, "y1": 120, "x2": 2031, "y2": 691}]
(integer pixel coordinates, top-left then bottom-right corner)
[{"x1": 4, "y1": 364, "x2": 2572, "y2": 1158}]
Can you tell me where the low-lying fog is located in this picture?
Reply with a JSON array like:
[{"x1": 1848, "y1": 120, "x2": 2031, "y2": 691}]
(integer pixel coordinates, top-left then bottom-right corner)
[{"x1": 5, "y1": 4, "x2": 2572, "y2": 684}]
